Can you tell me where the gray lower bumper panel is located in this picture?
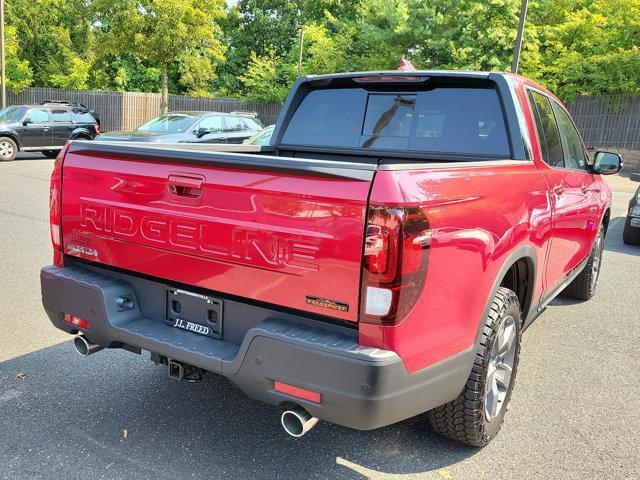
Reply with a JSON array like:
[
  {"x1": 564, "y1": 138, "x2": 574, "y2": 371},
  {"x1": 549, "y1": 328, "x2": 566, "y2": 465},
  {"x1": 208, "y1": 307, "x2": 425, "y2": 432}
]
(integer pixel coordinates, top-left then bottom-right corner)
[{"x1": 41, "y1": 265, "x2": 473, "y2": 430}]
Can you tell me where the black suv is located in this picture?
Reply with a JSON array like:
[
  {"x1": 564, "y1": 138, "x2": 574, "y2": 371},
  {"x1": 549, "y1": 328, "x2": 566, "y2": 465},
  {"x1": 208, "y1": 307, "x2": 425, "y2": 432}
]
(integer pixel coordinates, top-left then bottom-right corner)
[{"x1": 0, "y1": 101, "x2": 100, "y2": 161}]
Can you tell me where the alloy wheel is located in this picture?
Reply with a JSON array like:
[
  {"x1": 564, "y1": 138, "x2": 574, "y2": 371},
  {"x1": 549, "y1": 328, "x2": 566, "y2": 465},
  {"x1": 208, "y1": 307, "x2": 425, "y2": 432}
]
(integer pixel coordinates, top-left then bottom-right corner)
[
  {"x1": 484, "y1": 315, "x2": 517, "y2": 422},
  {"x1": 0, "y1": 141, "x2": 14, "y2": 159},
  {"x1": 590, "y1": 234, "x2": 603, "y2": 291}
]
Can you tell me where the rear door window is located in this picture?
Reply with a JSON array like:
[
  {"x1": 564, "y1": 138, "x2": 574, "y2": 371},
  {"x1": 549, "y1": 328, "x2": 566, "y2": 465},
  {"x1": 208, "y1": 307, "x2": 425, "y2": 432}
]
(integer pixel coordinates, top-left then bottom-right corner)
[
  {"x1": 528, "y1": 91, "x2": 564, "y2": 167},
  {"x1": 224, "y1": 116, "x2": 247, "y2": 132},
  {"x1": 551, "y1": 102, "x2": 587, "y2": 170},
  {"x1": 199, "y1": 115, "x2": 224, "y2": 133},
  {"x1": 51, "y1": 109, "x2": 73, "y2": 123},
  {"x1": 281, "y1": 86, "x2": 510, "y2": 156},
  {"x1": 242, "y1": 117, "x2": 262, "y2": 130}
]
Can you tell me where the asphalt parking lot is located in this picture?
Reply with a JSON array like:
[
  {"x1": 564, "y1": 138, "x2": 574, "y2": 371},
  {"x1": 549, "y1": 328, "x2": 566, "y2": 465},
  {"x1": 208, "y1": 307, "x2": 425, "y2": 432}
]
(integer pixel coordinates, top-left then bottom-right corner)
[{"x1": 1, "y1": 154, "x2": 639, "y2": 480}]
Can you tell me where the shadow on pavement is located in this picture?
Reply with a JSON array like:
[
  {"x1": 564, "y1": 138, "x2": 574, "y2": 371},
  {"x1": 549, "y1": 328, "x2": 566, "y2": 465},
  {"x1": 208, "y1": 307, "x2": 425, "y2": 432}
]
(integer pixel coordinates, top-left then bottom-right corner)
[
  {"x1": 604, "y1": 217, "x2": 640, "y2": 257},
  {"x1": 0, "y1": 342, "x2": 477, "y2": 479},
  {"x1": 11, "y1": 152, "x2": 50, "y2": 162}
]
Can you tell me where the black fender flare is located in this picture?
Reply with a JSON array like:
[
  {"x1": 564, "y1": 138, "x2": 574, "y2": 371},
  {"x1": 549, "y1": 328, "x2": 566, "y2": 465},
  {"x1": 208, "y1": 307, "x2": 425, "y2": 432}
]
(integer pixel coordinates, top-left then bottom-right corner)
[
  {"x1": 472, "y1": 244, "x2": 538, "y2": 349},
  {"x1": 69, "y1": 127, "x2": 94, "y2": 141}
]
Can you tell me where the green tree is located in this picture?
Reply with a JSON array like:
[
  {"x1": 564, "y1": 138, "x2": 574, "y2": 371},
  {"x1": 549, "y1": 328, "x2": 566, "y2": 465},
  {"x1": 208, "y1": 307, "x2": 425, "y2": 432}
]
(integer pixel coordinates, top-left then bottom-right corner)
[
  {"x1": 5, "y1": 26, "x2": 33, "y2": 91},
  {"x1": 217, "y1": 0, "x2": 359, "y2": 96},
  {"x1": 93, "y1": 0, "x2": 227, "y2": 112},
  {"x1": 5, "y1": 0, "x2": 92, "y2": 88},
  {"x1": 523, "y1": 0, "x2": 640, "y2": 99}
]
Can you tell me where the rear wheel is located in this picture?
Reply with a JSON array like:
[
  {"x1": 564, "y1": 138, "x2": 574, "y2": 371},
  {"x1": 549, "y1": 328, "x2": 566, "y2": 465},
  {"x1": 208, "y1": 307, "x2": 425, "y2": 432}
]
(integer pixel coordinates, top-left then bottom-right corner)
[
  {"x1": 0, "y1": 137, "x2": 17, "y2": 161},
  {"x1": 43, "y1": 150, "x2": 61, "y2": 159},
  {"x1": 428, "y1": 287, "x2": 522, "y2": 447},
  {"x1": 562, "y1": 224, "x2": 605, "y2": 300},
  {"x1": 623, "y1": 217, "x2": 640, "y2": 245}
]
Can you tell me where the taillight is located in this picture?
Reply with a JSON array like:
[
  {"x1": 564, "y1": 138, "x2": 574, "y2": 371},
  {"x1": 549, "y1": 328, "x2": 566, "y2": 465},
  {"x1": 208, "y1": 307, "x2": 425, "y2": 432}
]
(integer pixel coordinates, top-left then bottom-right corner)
[
  {"x1": 94, "y1": 123, "x2": 101, "y2": 135},
  {"x1": 50, "y1": 145, "x2": 69, "y2": 266},
  {"x1": 361, "y1": 205, "x2": 431, "y2": 325}
]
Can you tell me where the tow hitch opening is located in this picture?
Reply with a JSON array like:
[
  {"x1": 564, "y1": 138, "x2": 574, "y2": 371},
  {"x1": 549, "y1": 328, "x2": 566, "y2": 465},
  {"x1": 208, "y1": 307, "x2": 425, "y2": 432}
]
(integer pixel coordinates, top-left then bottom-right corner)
[{"x1": 167, "y1": 359, "x2": 204, "y2": 383}]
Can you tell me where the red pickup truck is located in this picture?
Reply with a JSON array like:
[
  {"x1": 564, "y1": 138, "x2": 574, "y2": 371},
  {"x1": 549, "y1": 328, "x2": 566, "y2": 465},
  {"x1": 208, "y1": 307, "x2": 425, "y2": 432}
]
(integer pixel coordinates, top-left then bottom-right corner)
[{"x1": 41, "y1": 70, "x2": 622, "y2": 447}]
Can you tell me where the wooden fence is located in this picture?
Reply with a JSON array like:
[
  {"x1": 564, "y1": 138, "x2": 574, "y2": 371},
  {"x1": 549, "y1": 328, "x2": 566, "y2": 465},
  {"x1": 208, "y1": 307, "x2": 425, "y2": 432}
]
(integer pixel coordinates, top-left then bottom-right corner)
[
  {"x1": 567, "y1": 96, "x2": 640, "y2": 149},
  {"x1": 6, "y1": 87, "x2": 640, "y2": 150},
  {"x1": 7, "y1": 87, "x2": 282, "y2": 132}
]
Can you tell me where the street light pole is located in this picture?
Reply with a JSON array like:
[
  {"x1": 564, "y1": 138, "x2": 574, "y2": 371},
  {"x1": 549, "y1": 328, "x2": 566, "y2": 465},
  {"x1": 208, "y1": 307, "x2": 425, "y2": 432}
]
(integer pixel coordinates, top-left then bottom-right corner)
[
  {"x1": 0, "y1": 0, "x2": 6, "y2": 108},
  {"x1": 511, "y1": 0, "x2": 528, "y2": 74},
  {"x1": 297, "y1": 26, "x2": 304, "y2": 78}
]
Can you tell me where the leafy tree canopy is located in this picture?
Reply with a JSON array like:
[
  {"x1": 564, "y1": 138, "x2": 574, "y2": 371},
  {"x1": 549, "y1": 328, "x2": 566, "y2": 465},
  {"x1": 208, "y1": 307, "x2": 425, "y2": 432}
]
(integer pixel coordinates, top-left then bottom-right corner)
[{"x1": 2, "y1": 0, "x2": 639, "y2": 102}]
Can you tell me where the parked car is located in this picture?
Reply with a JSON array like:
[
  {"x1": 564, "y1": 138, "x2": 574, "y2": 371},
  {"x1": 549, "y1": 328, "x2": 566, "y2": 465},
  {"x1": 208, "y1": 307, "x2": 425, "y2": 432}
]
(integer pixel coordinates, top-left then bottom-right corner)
[
  {"x1": 0, "y1": 102, "x2": 100, "y2": 161},
  {"x1": 41, "y1": 69, "x2": 621, "y2": 447},
  {"x1": 96, "y1": 111, "x2": 263, "y2": 144},
  {"x1": 623, "y1": 172, "x2": 640, "y2": 245},
  {"x1": 243, "y1": 125, "x2": 275, "y2": 146}
]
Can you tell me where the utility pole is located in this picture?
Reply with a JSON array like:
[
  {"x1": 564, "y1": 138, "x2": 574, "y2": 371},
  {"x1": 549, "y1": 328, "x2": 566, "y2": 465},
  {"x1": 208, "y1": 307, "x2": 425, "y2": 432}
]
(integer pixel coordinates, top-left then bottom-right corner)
[
  {"x1": 297, "y1": 26, "x2": 304, "y2": 78},
  {"x1": 511, "y1": 0, "x2": 528, "y2": 74},
  {"x1": 0, "y1": 0, "x2": 6, "y2": 108}
]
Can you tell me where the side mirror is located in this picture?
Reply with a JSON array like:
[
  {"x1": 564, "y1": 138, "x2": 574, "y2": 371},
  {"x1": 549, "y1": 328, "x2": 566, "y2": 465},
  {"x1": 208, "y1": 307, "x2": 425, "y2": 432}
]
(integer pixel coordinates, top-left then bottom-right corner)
[
  {"x1": 196, "y1": 127, "x2": 211, "y2": 138},
  {"x1": 22, "y1": 118, "x2": 33, "y2": 126},
  {"x1": 592, "y1": 151, "x2": 623, "y2": 175}
]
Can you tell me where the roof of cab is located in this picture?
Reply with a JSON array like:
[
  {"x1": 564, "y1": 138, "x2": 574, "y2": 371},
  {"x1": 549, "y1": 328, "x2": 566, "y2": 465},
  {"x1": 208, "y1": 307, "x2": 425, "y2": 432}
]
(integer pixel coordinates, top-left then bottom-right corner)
[{"x1": 305, "y1": 70, "x2": 497, "y2": 82}]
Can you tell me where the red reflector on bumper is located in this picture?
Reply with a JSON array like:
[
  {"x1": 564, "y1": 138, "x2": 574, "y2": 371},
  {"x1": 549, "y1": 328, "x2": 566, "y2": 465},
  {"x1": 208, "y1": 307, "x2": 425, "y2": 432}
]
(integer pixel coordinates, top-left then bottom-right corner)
[
  {"x1": 274, "y1": 381, "x2": 321, "y2": 403},
  {"x1": 64, "y1": 314, "x2": 89, "y2": 330}
]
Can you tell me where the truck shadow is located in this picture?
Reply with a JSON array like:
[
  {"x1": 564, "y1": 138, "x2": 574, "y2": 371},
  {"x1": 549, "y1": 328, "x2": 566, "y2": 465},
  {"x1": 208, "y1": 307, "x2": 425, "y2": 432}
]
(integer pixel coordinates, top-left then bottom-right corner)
[{"x1": 0, "y1": 343, "x2": 477, "y2": 479}]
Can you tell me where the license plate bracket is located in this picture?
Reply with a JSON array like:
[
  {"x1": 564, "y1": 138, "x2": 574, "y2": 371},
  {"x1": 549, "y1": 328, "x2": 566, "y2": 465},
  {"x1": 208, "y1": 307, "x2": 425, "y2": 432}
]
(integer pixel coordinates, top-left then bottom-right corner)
[{"x1": 166, "y1": 289, "x2": 223, "y2": 339}]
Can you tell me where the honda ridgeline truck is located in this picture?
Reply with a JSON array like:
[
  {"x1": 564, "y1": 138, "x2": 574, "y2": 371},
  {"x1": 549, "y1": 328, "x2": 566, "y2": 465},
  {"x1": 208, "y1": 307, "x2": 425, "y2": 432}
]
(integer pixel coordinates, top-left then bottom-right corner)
[{"x1": 41, "y1": 70, "x2": 622, "y2": 446}]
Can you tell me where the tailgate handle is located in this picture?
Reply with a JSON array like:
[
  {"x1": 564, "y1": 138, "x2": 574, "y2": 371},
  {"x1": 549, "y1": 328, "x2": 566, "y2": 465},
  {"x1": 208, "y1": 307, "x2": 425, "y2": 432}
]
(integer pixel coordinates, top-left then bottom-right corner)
[{"x1": 168, "y1": 174, "x2": 205, "y2": 199}]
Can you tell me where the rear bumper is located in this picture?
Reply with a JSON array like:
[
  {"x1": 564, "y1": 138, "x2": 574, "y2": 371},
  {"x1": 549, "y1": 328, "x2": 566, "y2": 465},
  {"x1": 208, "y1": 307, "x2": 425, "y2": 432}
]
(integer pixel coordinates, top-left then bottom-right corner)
[{"x1": 40, "y1": 265, "x2": 473, "y2": 430}]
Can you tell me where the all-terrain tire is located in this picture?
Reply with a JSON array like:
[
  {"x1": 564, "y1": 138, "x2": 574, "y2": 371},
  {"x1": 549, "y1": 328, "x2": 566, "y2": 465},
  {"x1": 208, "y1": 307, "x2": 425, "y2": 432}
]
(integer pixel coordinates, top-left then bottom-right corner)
[
  {"x1": 623, "y1": 217, "x2": 640, "y2": 245},
  {"x1": 562, "y1": 224, "x2": 605, "y2": 300},
  {"x1": 428, "y1": 287, "x2": 522, "y2": 447},
  {"x1": 0, "y1": 137, "x2": 18, "y2": 161}
]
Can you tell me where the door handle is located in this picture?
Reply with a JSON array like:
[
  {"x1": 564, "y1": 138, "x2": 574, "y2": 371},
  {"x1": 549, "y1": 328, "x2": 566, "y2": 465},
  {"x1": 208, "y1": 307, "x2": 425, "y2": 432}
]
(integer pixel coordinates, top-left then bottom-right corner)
[
  {"x1": 168, "y1": 174, "x2": 205, "y2": 199},
  {"x1": 553, "y1": 184, "x2": 566, "y2": 196}
]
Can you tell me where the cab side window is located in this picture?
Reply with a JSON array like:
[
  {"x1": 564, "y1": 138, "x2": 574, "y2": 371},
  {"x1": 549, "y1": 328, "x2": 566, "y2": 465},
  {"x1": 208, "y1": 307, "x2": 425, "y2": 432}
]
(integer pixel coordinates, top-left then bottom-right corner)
[
  {"x1": 29, "y1": 109, "x2": 50, "y2": 123},
  {"x1": 528, "y1": 91, "x2": 564, "y2": 167},
  {"x1": 552, "y1": 102, "x2": 587, "y2": 170}
]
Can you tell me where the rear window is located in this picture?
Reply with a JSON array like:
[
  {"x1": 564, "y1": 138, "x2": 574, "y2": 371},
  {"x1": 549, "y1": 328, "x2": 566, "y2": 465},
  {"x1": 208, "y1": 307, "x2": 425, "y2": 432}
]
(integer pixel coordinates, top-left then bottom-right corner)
[{"x1": 281, "y1": 86, "x2": 510, "y2": 156}]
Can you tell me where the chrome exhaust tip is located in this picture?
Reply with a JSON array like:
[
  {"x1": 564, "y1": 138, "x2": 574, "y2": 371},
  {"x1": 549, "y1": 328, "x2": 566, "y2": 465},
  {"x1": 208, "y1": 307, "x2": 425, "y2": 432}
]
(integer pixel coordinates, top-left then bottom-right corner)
[
  {"x1": 73, "y1": 335, "x2": 104, "y2": 356},
  {"x1": 281, "y1": 407, "x2": 318, "y2": 437}
]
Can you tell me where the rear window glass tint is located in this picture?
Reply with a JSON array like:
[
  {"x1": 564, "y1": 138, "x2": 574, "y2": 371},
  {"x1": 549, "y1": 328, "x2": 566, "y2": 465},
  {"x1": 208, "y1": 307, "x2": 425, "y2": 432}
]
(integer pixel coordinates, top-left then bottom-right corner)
[
  {"x1": 281, "y1": 88, "x2": 367, "y2": 148},
  {"x1": 282, "y1": 86, "x2": 510, "y2": 156}
]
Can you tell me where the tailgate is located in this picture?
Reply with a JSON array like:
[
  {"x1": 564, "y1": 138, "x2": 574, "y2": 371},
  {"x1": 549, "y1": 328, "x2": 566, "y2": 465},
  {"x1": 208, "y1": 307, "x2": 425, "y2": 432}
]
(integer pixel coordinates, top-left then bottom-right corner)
[{"x1": 60, "y1": 142, "x2": 375, "y2": 322}]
